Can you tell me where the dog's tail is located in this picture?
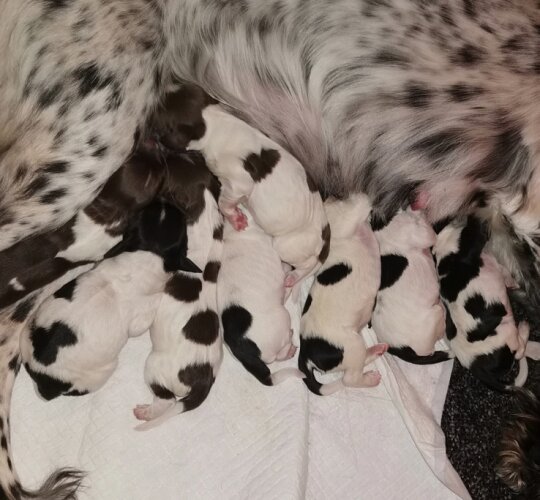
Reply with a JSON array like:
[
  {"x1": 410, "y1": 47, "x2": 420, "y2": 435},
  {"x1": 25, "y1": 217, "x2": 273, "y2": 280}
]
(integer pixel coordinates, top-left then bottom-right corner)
[
  {"x1": 497, "y1": 385, "x2": 540, "y2": 496},
  {"x1": 387, "y1": 346, "x2": 455, "y2": 365},
  {"x1": 298, "y1": 353, "x2": 343, "y2": 396}
]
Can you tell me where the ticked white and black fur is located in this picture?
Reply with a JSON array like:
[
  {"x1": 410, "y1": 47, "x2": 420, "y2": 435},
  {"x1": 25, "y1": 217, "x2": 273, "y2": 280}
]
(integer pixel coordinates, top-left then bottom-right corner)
[
  {"x1": 299, "y1": 194, "x2": 387, "y2": 396},
  {"x1": 370, "y1": 209, "x2": 451, "y2": 364},
  {"x1": 433, "y1": 216, "x2": 535, "y2": 392},
  {"x1": 134, "y1": 189, "x2": 223, "y2": 431},
  {"x1": 218, "y1": 212, "x2": 304, "y2": 387}
]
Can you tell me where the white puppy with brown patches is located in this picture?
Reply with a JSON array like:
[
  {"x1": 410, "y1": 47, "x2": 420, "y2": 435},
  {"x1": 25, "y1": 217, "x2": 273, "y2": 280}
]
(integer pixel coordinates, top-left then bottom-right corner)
[
  {"x1": 370, "y1": 209, "x2": 450, "y2": 364},
  {"x1": 218, "y1": 211, "x2": 304, "y2": 387},
  {"x1": 179, "y1": 91, "x2": 328, "y2": 293},
  {"x1": 299, "y1": 194, "x2": 387, "y2": 395}
]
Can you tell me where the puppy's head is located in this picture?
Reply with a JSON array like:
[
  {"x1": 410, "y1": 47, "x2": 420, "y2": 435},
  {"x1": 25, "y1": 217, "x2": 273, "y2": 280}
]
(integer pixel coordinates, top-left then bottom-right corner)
[
  {"x1": 150, "y1": 84, "x2": 216, "y2": 151},
  {"x1": 376, "y1": 209, "x2": 436, "y2": 251}
]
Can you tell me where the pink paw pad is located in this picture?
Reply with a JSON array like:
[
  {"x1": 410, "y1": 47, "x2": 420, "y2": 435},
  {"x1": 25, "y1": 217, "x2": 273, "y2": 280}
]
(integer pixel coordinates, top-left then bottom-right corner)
[
  {"x1": 369, "y1": 343, "x2": 389, "y2": 356},
  {"x1": 364, "y1": 370, "x2": 382, "y2": 386},
  {"x1": 133, "y1": 404, "x2": 153, "y2": 421},
  {"x1": 284, "y1": 274, "x2": 297, "y2": 288},
  {"x1": 229, "y1": 208, "x2": 248, "y2": 231}
]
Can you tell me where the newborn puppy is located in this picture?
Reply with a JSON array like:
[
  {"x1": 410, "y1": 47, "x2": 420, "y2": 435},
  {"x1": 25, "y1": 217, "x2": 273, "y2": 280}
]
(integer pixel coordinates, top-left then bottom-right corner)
[
  {"x1": 299, "y1": 194, "x2": 387, "y2": 395},
  {"x1": 134, "y1": 231, "x2": 223, "y2": 430},
  {"x1": 20, "y1": 201, "x2": 199, "y2": 400},
  {"x1": 218, "y1": 213, "x2": 304, "y2": 386},
  {"x1": 154, "y1": 85, "x2": 329, "y2": 293},
  {"x1": 370, "y1": 209, "x2": 451, "y2": 364},
  {"x1": 0, "y1": 146, "x2": 164, "y2": 310},
  {"x1": 433, "y1": 216, "x2": 531, "y2": 391}
]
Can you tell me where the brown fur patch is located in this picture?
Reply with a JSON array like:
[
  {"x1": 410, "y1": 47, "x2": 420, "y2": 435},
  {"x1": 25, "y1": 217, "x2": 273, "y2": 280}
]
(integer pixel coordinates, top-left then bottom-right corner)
[{"x1": 183, "y1": 310, "x2": 219, "y2": 345}]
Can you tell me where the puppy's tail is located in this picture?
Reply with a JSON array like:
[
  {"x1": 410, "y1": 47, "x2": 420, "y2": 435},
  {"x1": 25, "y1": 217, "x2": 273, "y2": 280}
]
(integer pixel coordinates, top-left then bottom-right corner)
[
  {"x1": 298, "y1": 353, "x2": 343, "y2": 396},
  {"x1": 497, "y1": 385, "x2": 540, "y2": 496},
  {"x1": 387, "y1": 346, "x2": 454, "y2": 365},
  {"x1": 4, "y1": 469, "x2": 85, "y2": 500}
]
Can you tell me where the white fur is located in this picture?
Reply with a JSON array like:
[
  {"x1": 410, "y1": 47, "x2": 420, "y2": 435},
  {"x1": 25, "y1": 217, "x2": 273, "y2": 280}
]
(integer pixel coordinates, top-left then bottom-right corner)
[
  {"x1": 300, "y1": 194, "x2": 385, "y2": 394},
  {"x1": 20, "y1": 251, "x2": 167, "y2": 396},
  {"x1": 371, "y1": 209, "x2": 446, "y2": 356},
  {"x1": 189, "y1": 104, "x2": 327, "y2": 286}
]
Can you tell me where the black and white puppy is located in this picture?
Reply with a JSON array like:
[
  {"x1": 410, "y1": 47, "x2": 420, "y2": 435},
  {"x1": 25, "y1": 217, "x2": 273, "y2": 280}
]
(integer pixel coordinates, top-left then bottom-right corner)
[
  {"x1": 20, "y1": 201, "x2": 199, "y2": 401},
  {"x1": 134, "y1": 192, "x2": 223, "y2": 430},
  {"x1": 433, "y1": 216, "x2": 532, "y2": 391},
  {"x1": 218, "y1": 212, "x2": 304, "y2": 386},
  {"x1": 0, "y1": 147, "x2": 165, "y2": 310},
  {"x1": 370, "y1": 208, "x2": 451, "y2": 364},
  {"x1": 299, "y1": 194, "x2": 387, "y2": 396}
]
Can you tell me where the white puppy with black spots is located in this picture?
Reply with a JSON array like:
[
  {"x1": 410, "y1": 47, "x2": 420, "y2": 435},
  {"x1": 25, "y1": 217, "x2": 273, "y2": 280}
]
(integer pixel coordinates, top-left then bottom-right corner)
[
  {"x1": 370, "y1": 208, "x2": 450, "y2": 364},
  {"x1": 433, "y1": 216, "x2": 540, "y2": 391},
  {"x1": 299, "y1": 194, "x2": 387, "y2": 395},
  {"x1": 134, "y1": 188, "x2": 224, "y2": 430},
  {"x1": 218, "y1": 210, "x2": 304, "y2": 387},
  {"x1": 19, "y1": 201, "x2": 200, "y2": 401}
]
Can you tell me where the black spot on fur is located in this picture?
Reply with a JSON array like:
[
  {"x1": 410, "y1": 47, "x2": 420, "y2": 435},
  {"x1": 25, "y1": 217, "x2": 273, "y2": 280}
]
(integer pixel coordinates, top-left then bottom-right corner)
[
  {"x1": 43, "y1": 161, "x2": 69, "y2": 174},
  {"x1": 433, "y1": 216, "x2": 453, "y2": 234},
  {"x1": 318, "y1": 224, "x2": 331, "y2": 263},
  {"x1": 299, "y1": 337, "x2": 344, "y2": 373},
  {"x1": 40, "y1": 188, "x2": 67, "y2": 204},
  {"x1": 439, "y1": 5, "x2": 455, "y2": 26},
  {"x1": 444, "y1": 305, "x2": 457, "y2": 341},
  {"x1": 30, "y1": 321, "x2": 78, "y2": 366},
  {"x1": 150, "y1": 383, "x2": 175, "y2": 400},
  {"x1": 463, "y1": 0, "x2": 476, "y2": 17},
  {"x1": 411, "y1": 130, "x2": 462, "y2": 165},
  {"x1": 213, "y1": 224, "x2": 224, "y2": 241},
  {"x1": 370, "y1": 211, "x2": 391, "y2": 231},
  {"x1": 469, "y1": 346, "x2": 515, "y2": 391},
  {"x1": 37, "y1": 82, "x2": 63, "y2": 108},
  {"x1": 305, "y1": 172, "x2": 318, "y2": 192},
  {"x1": 1, "y1": 435, "x2": 7, "y2": 450},
  {"x1": 302, "y1": 295, "x2": 313, "y2": 316},
  {"x1": 24, "y1": 174, "x2": 49, "y2": 197},
  {"x1": 203, "y1": 261, "x2": 220, "y2": 283},
  {"x1": 73, "y1": 63, "x2": 114, "y2": 98},
  {"x1": 242, "y1": 148, "x2": 280, "y2": 182},
  {"x1": 53, "y1": 279, "x2": 77, "y2": 301},
  {"x1": 24, "y1": 363, "x2": 72, "y2": 400},
  {"x1": 44, "y1": 0, "x2": 70, "y2": 10},
  {"x1": 8, "y1": 355, "x2": 20, "y2": 374},
  {"x1": 464, "y1": 294, "x2": 506, "y2": 342},
  {"x1": 183, "y1": 310, "x2": 219, "y2": 345},
  {"x1": 447, "y1": 83, "x2": 483, "y2": 102},
  {"x1": 453, "y1": 44, "x2": 484, "y2": 65},
  {"x1": 316, "y1": 263, "x2": 352, "y2": 286},
  {"x1": 379, "y1": 254, "x2": 408, "y2": 290},
  {"x1": 403, "y1": 81, "x2": 433, "y2": 108},
  {"x1": 92, "y1": 145, "x2": 108, "y2": 158},
  {"x1": 373, "y1": 48, "x2": 409, "y2": 66},
  {"x1": 11, "y1": 296, "x2": 36, "y2": 322},
  {"x1": 177, "y1": 363, "x2": 214, "y2": 411},
  {"x1": 165, "y1": 273, "x2": 202, "y2": 302}
]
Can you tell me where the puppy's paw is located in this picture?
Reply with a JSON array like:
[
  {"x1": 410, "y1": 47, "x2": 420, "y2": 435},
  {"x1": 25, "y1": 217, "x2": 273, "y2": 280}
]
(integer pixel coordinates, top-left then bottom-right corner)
[
  {"x1": 284, "y1": 272, "x2": 297, "y2": 288},
  {"x1": 363, "y1": 370, "x2": 382, "y2": 387},
  {"x1": 133, "y1": 404, "x2": 154, "y2": 422},
  {"x1": 368, "y1": 343, "x2": 389, "y2": 357}
]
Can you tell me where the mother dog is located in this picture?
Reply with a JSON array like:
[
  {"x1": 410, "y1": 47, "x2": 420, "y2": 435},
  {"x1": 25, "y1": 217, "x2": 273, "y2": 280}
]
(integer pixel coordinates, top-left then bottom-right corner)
[{"x1": 1, "y1": 0, "x2": 539, "y2": 497}]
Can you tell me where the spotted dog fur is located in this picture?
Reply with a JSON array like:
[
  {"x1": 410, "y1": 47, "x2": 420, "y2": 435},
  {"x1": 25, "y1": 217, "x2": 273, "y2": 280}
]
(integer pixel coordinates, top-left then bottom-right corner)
[{"x1": 1, "y1": 0, "x2": 540, "y2": 496}]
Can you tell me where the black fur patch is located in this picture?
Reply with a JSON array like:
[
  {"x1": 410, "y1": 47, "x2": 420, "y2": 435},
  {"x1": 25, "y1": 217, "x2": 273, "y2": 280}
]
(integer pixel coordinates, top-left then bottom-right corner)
[
  {"x1": 24, "y1": 363, "x2": 72, "y2": 400},
  {"x1": 203, "y1": 261, "x2": 221, "y2": 283},
  {"x1": 92, "y1": 145, "x2": 108, "y2": 158},
  {"x1": 411, "y1": 130, "x2": 462, "y2": 165},
  {"x1": 37, "y1": 82, "x2": 63, "y2": 108},
  {"x1": 447, "y1": 83, "x2": 483, "y2": 102},
  {"x1": 177, "y1": 363, "x2": 214, "y2": 411},
  {"x1": 73, "y1": 63, "x2": 115, "y2": 98},
  {"x1": 305, "y1": 172, "x2": 318, "y2": 192},
  {"x1": 370, "y1": 211, "x2": 391, "y2": 231},
  {"x1": 183, "y1": 310, "x2": 219, "y2": 345},
  {"x1": 40, "y1": 188, "x2": 67, "y2": 204},
  {"x1": 8, "y1": 355, "x2": 20, "y2": 374},
  {"x1": 30, "y1": 321, "x2": 78, "y2": 366},
  {"x1": 373, "y1": 48, "x2": 409, "y2": 66},
  {"x1": 242, "y1": 148, "x2": 280, "y2": 182},
  {"x1": 469, "y1": 345, "x2": 515, "y2": 391},
  {"x1": 53, "y1": 279, "x2": 77, "y2": 301},
  {"x1": 11, "y1": 296, "x2": 37, "y2": 322},
  {"x1": 432, "y1": 216, "x2": 453, "y2": 234},
  {"x1": 302, "y1": 295, "x2": 313, "y2": 316},
  {"x1": 43, "y1": 161, "x2": 69, "y2": 174},
  {"x1": 379, "y1": 254, "x2": 408, "y2": 290},
  {"x1": 403, "y1": 81, "x2": 433, "y2": 108},
  {"x1": 150, "y1": 383, "x2": 175, "y2": 400},
  {"x1": 453, "y1": 44, "x2": 484, "y2": 65},
  {"x1": 24, "y1": 174, "x2": 49, "y2": 197},
  {"x1": 316, "y1": 263, "x2": 352, "y2": 286},
  {"x1": 1, "y1": 435, "x2": 7, "y2": 450},
  {"x1": 299, "y1": 337, "x2": 344, "y2": 372},
  {"x1": 165, "y1": 273, "x2": 202, "y2": 302},
  {"x1": 213, "y1": 224, "x2": 224, "y2": 241},
  {"x1": 318, "y1": 224, "x2": 331, "y2": 263},
  {"x1": 464, "y1": 294, "x2": 506, "y2": 342},
  {"x1": 44, "y1": 0, "x2": 70, "y2": 10},
  {"x1": 463, "y1": 0, "x2": 476, "y2": 17}
]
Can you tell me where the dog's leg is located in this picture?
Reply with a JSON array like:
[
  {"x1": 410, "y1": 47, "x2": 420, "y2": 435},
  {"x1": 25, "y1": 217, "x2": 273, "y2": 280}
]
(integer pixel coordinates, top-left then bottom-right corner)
[
  {"x1": 365, "y1": 342, "x2": 389, "y2": 365},
  {"x1": 133, "y1": 397, "x2": 174, "y2": 422}
]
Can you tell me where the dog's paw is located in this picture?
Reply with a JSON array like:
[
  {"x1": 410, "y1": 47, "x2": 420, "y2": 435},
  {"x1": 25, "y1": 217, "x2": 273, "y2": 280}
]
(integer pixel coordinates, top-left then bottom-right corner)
[
  {"x1": 228, "y1": 208, "x2": 248, "y2": 231},
  {"x1": 363, "y1": 370, "x2": 382, "y2": 387},
  {"x1": 133, "y1": 404, "x2": 154, "y2": 421}
]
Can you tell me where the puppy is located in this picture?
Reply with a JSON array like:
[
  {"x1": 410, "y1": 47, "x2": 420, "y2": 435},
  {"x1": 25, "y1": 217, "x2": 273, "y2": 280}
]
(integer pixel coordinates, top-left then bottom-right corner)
[
  {"x1": 0, "y1": 147, "x2": 164, "y2": 310},
  {"x1": 154, "y1": 85, "x2": 329, "y2": 293},
  {"x1": 134, "y1": 227, "x2": 223, "y2": 430},
  {"x1": 299, "y1": 194, "x2": 387, "y2": 395},
  {"x1": 218, "y1": 212, "x2": 304, "y2": 386},
  {"x1": 370, "y1": 209, "x2": 451, "y2": 364},
  {"x1": 433, "y1": 216, "x2": 531, "y2": 391},
  {"x1": 20, "y1": 201, "x2": 199, "y2": 400}
]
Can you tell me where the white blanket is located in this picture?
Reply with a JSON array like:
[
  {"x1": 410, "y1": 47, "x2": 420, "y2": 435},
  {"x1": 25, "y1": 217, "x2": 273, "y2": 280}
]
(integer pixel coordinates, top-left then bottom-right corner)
[{"x1": 11, "y1": 281, "x2": 470, "y2": 500}]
